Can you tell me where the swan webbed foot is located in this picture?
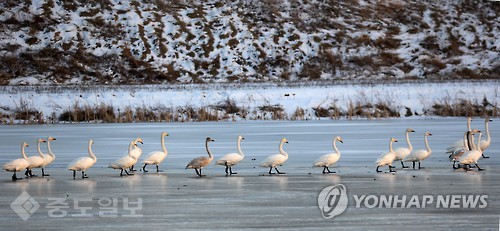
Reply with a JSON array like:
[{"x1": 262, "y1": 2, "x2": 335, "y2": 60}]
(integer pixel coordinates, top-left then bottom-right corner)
[
  {"x1": 129, "y1": 165, "x2": 137, "y2": 172},
  {"x1": 12, "y1": 173, "x2": 23, "y2": 181},
  {"x1": 156, "y1": 165, "x2": 163, "y2": 173},
  {"x1": 476, "y1": 164, "x2": 485, "y2": 171},
  {"x1": 401, "y1": 161, "x2": 409, "y2": 169},
  {"x1": 228, "y1": 167, "x2": 237, "y2": 175},
  {"x1": 418, "y1": 162, "x2": 425, "y2": 169},
  {"x1": 275, "y1": 167, "x2": 285, "y2": 174},
  {"x1": 41, "y1": 168, "x2": 49, "y2": 177},
  {"x1": 82, "y1": 171, "x2": 88, "y2": 179},
  {"x1": 482, "y1": 154, "x2": 490, "y2": 159},
  {"x1": 389, "y1": 166, "x2": 396, "y2": 173},
  {"x1": 124, "y1": 169, "x2": 134, "y2": 175}
]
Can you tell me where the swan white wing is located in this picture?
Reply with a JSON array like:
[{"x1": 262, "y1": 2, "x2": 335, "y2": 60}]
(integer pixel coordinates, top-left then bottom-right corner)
[
  {"x1": 43, "y1": 155, "x2": 55, "y2": 166},
  {"x1": 479, "y1": 140, "x2": 490, "y2": 151},
  {"x1": 108, "y1": 156, "x2": 135, "y2": 169},
  {"x1": 375, "y1": 152, "x2": 396, "y2": 166},
  {"x1": 3, "y1": 158, "x2": 30, "y2": 171},
  {"x1": 313, "y1": 153, "x2": 339, "y2": 167},
  {"x1": 27, "y1": 156, "x2": 45, "y2": 168},
  {"x1": 215, "y1": 153, "x2": 243, "y2": 166},
  {"x1": 142, "y1": 151, "x2": 168, "y2": 165},
  {"x1": 403, "y1": 150, "x2": 427, "y2": 162},
  {"x1": 68, "y1": 157, "x2": 95, "y2": 171},
  {"x1": 259, "y1": 154, "x2": 288, "y2": 167},
  {"x1": 394, "y1": 147, "x2": 411, "y2": 160},
  {"x1": 458, "y1": 150, "x2": 481, "y2": 164}
]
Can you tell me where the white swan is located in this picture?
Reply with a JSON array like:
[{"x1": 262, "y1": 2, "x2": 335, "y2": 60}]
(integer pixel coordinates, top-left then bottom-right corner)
[
  {"x1": 375, "y1": 138, "x2": 398, "y2": 173},
  {"x1": 449, "y1": 128, "x2": 480, "y2": 169},
  {"x1": 68, "y1": 140, "x2": 97, "y2": 179},
  {"x1": 313, "y1": 136, "x2": 343, "y2": 174},
  {"x1": 128, "y1": 138, "x2": 143, "y2": 171},
  {"x1": 446, "y1": 117, "x2": 472, "y2": 155},
  {"x1": 25, "y1": 138, "x2": 47, "y2": 177},
  {"x1": 142, "y1": 132, "x2": 169, "y2": 173},
  {"x1": 459, "y1": 132, "x2": 485, "y2": 171},
  {"x1": 394, "y1": 128, "x2": 415, "y2": 168},
  {"x1": 403, "y1": 132, "x2": 432, "y2": 169},
  {"x1": 186, "y1": 137, "x2": 215, "y2": 177},
  {"x1": 108, "y1": 141, "x2": 138, "y2": 176},
  {"x1": 3, "y1": 142, "x2": 30, "y2": 181},
  {"x1": 479, "y1": 117, "x2": 492, "y2": 158},
  {"x1": 215, "y1": 135, "x2": 245, "y2": 175},
  {"x1": 40, "y1": 136, "x2": 56, "y2": 177},
  {"x1": 259, "y1": 138, "x2": 289, "y2": 175}
]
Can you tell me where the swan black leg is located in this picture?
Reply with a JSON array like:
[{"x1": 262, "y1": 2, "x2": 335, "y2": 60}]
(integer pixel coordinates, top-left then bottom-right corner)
[
  {"x1": 229, "y1": 167, "x2": 237, "y2": 175},
  {"x1": 124, "y1": 169, "x2": 133, "y2": 175},
  {"x1": 129, "y1": 165, "x2": 136, "y2": 172},
  {"x1": 42, "y1": 168, "x2": 50, "y2": 177},
  {"x1": 476, "y1": 164, "x2": 485, "y2": 171},
  {"x1": 142, "y1": 164, "x2": 149, "y2": 173},
  {"x1": 120, "y1": 169, "x2": 124, "y2": 176},
  {"x1": 452, "y1": 161, "x2": 459, "y2": 169},
  {"x1": 268, "y1": 167, "x2": 275, "y2": 175},
  {"x1": 12, "y1": 172, "x2": 22, "y2": 181},
  {"x1": 156, "y1": 165, "x2": 162, "y2": 173},
  {"x1": 25, "y1": 169, "x2": 30, "y2": 178},
  {"x1": 82, "y1": 171, "x2": 88, "y2": 179},
  {"x1": 412, "y1": 162, "x2": 416, "y2": 169},
  {"x1": 389, "y1": 165, "x2": 396, "y2": 173},
  {"x1": 322, "y1": 166, "x2": 327, "y2": 174},
  {"x1": 326, "y1": 166, "x2": 334, "y2": 173},
  {"x1": 29, "y1": 169, "x2": 37, "y2": 177},
  {"x1": 418, "y1": 162, "x2": 425, "y2": 169},
  {"x1": 224, "y1": 164, "x2": 229, "y2": 174},
  {"x1": 73, "y1": 170, "x2": 76, "y2": 179},
  {"x1": 194, "y1": 168, "x2": 201, "y2": 177},
  {"x1": 401, "y1": 161, "x2": 408, "y2": 168},
  {"x1": 275, "y1": 167, "x2": 285, "y2": 174},
  {"x1": 464, "y1": 164, "x2": 471, "y2": 171},
  {"x1": 482, "y1": 154, "x2": 490, "y2": 159},
  {"x1": 376, "y1": 166, "x2": 382, "y2": 173}
]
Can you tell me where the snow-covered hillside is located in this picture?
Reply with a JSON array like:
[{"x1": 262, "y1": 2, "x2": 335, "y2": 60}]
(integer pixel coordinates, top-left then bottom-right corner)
[{"x1": 0, "y1": 0, "x2": 498, "y2": 85}]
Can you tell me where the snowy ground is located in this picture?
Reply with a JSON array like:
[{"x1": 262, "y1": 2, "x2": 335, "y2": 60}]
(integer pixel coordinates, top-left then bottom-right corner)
[
  {"x1": 0, "y1": 119, "x2": 498, "y2": 229},
  {"x1": 0, "y1": 80, "x2": 498, "y2": 122}
]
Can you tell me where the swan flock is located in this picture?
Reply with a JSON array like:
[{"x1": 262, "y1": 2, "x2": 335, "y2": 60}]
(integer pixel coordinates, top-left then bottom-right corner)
[{"x1": 2, "y1": 117, "x2": 494, "y2": 180}]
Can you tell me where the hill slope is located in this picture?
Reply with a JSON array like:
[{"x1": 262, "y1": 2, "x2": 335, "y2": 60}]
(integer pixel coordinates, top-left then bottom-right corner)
[{"x1": 0, "y1": 0, "x2": 498, "y2": 85}]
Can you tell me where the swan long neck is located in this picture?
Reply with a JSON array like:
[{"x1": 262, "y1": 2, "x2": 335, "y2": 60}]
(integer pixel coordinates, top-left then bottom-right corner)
[
  {"x1": 37, "y1": 140, "x2": 44, "y2": 158},
  {"x1": 467, "y1": 117, "x2": 471, "y2": 131},
  {"x1": 468, "y1": 132, "x2": 476, "y2": 150},
  {"x1": 21, "y1": 145, "x2": 28, "y2": 159},
  {"x1": 279, "y1": 140, "x2": 288, "y2": 157},
  {"x1": 333, "y1": 140, "x2": 340, "y2": 156},
  {"x1": 161, "y1": 134, "x2": 167, "y2": 154},
  {"x1": 88, "y1": 141, "x2": 96, "y2": 161},
  {"x1": 476, "y1": 133, "x2": 483, "y2": 152},
  {"x1": 484, "y1": 120, "x2": 491, "y2": 144},
  {"x1": 128, "y1": 142, "x2": 136, "y2": 159},
  {"x1": 463, "y1": 131, "x2": 470, "y2": 150},
  {"x1": 405, "y1": 131, "x2": 413, "y2": 151},
  {"x1": 206, "y1": 140, "x2": 213, "y2": 160},
  {"x1": 389, "y1": 140, "x2": 394, "y2": 153},
  {"x1": 424, "y1": 135, "x2": 431, "y2": 154},
  {"x1": 237, "y1": 138, "x2": 244, "y2": 157},
  {"x1": 47, "y1": 139, "x2": 55, "y2": 158}
]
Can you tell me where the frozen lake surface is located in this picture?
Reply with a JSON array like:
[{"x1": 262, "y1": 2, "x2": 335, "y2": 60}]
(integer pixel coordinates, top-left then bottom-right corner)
[{"x1": 0, "y1": 118, "x2": 498, "y2": 230}]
